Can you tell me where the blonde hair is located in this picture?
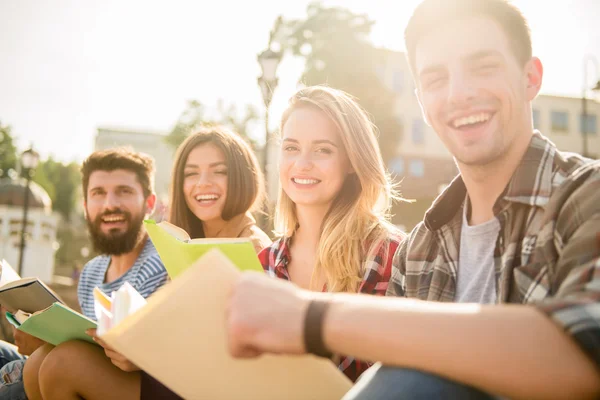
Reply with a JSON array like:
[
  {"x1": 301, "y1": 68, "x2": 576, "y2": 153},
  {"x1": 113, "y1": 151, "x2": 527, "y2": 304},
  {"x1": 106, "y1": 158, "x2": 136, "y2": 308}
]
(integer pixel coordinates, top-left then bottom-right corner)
[{"x1": 276, "y1": 86, "x2": 401, "y2": 292}]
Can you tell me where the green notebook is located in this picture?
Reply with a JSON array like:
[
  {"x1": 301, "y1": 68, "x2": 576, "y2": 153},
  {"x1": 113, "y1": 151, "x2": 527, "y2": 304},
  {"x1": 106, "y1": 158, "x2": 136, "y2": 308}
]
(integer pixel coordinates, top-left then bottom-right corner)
[
  {"x1": 6, "y1": 302, "x2": 97, "y2": 346},
  {"x1": 144, "y1": 220, "x2": 263, "y2": 279}
]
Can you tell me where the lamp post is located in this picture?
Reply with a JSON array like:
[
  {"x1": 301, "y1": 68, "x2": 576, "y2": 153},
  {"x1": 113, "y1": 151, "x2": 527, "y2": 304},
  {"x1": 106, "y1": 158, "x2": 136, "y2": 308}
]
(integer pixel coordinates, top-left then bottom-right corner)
[
  {"x1": 257, "y1": 47, "x2": 282, "y2": 177},
  {"x1": 17, "y1": 146, "x2": 40, "y2": 276},
  {"x1": 257, "y1": 46, "x2": 282, "y2": 229},
  {"x1": 581, "y1": 55, "x2": 600, "y2": 158}
]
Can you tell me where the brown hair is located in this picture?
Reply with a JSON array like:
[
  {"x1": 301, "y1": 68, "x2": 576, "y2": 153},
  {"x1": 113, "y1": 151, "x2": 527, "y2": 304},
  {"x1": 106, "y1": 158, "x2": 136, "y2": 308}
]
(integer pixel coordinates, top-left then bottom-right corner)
[
  {"x1": 405, "y1": 0, "x2": 532, "y2": 76},
  {"x1": 81, "y1": 148, "x2": 155, "y2": 201},
  {"x1": 168, "y1": 126, "x2": 264, "y2": 238}
]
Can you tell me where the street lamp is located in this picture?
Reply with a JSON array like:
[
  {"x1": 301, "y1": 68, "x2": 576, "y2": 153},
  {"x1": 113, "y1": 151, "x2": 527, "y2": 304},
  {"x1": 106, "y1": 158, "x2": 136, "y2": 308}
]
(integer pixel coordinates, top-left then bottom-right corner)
[
  {"x1": 257, "y1": 46, "x2": 282, "y2": 230},
  {"x1": 17, "y1": 146, "x2": 40, "y2": 276},
  {"x1": 581, "y1": 55, "x2": 600, "y2": 158},
  {"x1": 257, "y1": 47, "x2": 283, "y2": 177}
]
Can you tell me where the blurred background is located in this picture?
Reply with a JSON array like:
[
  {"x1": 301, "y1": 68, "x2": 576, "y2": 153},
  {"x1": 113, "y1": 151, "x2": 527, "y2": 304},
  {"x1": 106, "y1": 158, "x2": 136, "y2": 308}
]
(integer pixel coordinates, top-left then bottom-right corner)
[{"x1": 0, "y1": 1, "x2": 599, "y2": 338}]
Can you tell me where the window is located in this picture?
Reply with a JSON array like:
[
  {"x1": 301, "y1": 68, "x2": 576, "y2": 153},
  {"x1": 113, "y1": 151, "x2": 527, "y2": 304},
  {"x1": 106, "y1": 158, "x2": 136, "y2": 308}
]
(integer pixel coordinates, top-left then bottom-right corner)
[
  {"x1": 532, "y1": 108, "x2": 541, "y2": 129},
  {"x1": 551, "y1": 111, "x2": 569, "y2": 132},
  {"x1": 580, "y1": 114, "x2": 597, "y2": 135},
  {"x1": 388, "y1": 156, "x2": 404, "y2": 176},
  {"x1": 409, "y1": 159, "x2": 425, "y2": 177},
  {"x1": 392, "y1": 69, "x2": 403, "y2": 94},
  {"x1": 412, "y1": 119, "x2": 425, "y2": 144}
]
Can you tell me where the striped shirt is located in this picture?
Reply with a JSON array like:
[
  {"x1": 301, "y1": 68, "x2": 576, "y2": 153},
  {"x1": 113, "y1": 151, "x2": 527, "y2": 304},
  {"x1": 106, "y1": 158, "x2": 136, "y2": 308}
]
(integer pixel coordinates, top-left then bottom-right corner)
[
  {"x1": 388, "y1": 132, "x2": 600, "y2": 366},
  {"x1": 78, "y1": 238, "x2": 168, "y2": 320}
]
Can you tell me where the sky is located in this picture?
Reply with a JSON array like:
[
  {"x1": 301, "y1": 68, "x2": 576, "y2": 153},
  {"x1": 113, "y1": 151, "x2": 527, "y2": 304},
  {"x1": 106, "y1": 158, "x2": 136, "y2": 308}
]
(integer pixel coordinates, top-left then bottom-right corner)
[{"x1": 1, "y1": 0, "x2": 599, "y2": 163}]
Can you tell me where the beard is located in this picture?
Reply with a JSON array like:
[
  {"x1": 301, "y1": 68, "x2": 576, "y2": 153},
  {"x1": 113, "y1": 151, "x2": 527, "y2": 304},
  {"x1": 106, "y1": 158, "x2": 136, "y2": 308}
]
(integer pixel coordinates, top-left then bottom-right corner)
[{"x1": 86, "y1": 209, "x2": 145, "y2": 256}]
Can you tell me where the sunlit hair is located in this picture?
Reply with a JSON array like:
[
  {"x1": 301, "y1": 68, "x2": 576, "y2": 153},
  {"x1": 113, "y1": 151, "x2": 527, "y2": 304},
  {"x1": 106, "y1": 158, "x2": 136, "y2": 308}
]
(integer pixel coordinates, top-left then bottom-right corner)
[
  {"x1": 81, "y1": 147, "x2": 155, "y2": 201},
  {"x1": 275, "y1": 85, "x2": 401, "y2": 293},
  {"x1": 405, "y1": 0, "x2": 532, "y2": 76},
  {"x1": 169, "y1": 126, "x2": 264, "y2": 238}
]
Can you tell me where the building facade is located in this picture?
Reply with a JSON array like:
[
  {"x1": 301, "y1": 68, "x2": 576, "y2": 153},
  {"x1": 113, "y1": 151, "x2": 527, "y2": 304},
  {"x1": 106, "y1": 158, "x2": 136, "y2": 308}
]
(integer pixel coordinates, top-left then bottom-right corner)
[
  {"x1": 0, "y1": 178, "x2": 59, "y2": 282},
  {"x1": 94, "y1": 127, "x2": 174, "y2": 203}
]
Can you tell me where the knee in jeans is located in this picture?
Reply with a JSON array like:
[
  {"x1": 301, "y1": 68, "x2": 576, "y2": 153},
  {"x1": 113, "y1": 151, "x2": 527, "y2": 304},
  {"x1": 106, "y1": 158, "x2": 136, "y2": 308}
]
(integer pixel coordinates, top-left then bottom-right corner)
[
  {"x1": 345, "y1": 366, "x2": 494, "y2": 400},
  {"x1": 0, "y1": 360, "x2": 25, "y2": 385}
]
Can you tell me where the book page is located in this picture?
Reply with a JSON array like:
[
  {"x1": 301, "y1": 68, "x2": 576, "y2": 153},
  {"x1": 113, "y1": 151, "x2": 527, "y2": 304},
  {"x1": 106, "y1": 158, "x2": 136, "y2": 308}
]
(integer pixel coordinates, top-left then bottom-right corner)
[
  {"x1": 13, "y1": 310, "x2": 32, "y2": 324},
  {"x1": 112, "y1": 282, "x2": 147, "y2": 326},
  {"x1": 0, "y1": 259, "x2": 21, "y2": 286},
  {"x1": 0, "y1": 279, "x2": 63, "y2": 313},
  {"x1": 152, "y1": 220, "x2": 190, "y2": 242},
  {"x1": 144, "y1": 220, "x2": 263, "y2": 278},
  {"x1": 102, "y1": 249, "x2": 352, "y2": 400}
]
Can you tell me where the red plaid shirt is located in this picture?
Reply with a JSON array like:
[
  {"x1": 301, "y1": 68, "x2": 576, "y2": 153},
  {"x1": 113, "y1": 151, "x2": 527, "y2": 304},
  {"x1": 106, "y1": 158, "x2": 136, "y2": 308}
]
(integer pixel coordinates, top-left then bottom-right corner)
[{"x1": 258, "y1": 234, "x2": 403, "y2": 382}]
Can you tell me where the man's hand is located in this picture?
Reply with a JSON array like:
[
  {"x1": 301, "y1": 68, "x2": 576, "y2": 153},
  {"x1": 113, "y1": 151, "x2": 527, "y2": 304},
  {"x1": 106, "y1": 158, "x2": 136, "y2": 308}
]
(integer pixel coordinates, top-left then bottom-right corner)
[
  {"x1": 226, "y1": 272, "x2": 311, "y2": 358},
  {"x1": 12, "y1": 327, "x2": 46, "y2": 356},
  {"x1": 86, "y1": 328, "x2": 140, "y2": 372}
]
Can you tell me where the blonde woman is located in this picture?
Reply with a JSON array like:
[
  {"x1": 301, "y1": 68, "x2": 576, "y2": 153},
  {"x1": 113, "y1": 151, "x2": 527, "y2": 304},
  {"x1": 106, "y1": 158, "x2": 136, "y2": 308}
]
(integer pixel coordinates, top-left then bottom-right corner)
[{"x1": 258, "y1": 85, "x2": 405, "y2": 382}]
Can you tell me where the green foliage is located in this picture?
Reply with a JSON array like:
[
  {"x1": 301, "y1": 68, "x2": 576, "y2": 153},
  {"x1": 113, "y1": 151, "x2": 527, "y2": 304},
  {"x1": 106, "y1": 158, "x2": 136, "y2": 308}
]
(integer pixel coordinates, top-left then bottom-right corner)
[
  {"x1": 33, "y1": 159, "x2": 81, "y2": 221},
  {"x1": 0, "y1": 121, "x2": 18, "y2": 177},
  {"x1": 165, "y1": 100, "x2": 259, "y2": 149},
  {"x1": 0, "y1": 119, "x2": 87, "y2": 274},
  {"x1": 34, "y1": 159, "x2": 87, "y2": 270},
  {"x1": 270, "y1": 2, "x2": 402, "y2": 162}
]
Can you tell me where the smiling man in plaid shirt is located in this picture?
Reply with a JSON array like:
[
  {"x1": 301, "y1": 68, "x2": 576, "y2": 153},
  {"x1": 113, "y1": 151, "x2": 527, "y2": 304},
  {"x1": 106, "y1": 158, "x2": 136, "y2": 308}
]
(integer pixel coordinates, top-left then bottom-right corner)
[{"x1": 224, "y1": 0, "x2": 600, "y2": 398}]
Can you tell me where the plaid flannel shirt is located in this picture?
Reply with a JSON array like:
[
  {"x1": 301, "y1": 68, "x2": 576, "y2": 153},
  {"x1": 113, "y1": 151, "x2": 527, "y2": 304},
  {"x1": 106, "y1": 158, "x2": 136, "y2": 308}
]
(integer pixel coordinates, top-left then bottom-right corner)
[
  {"x1": 259, "y1": 234, "x2": 403, "y2": 382},
  {"x1": 388, "y1": 132, "x2": 600, "y2": 366}
]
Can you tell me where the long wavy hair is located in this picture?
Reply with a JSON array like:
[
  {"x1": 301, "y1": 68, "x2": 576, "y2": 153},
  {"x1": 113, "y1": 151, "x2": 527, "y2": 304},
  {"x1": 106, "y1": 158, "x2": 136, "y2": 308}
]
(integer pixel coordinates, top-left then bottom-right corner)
[{"x1": 275, "y1": 86, "x2": 401, "y2": 292}]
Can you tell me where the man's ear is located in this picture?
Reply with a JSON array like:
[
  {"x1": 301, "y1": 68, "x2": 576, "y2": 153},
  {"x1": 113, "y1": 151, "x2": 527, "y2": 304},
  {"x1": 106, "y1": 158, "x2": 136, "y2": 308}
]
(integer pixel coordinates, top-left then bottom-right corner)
[
  {"x1": 145, "y1": 193, "x2": 157, "y2": 216},
  {"x1": 525, "y1": 57, "x2": 543, "y2": 101},
  {"x1": 415, "y1": 88, "x2": 432, "y2": 126},
  {"x1": 82, "y1": 201, "x2": 88, "y2": 219}
]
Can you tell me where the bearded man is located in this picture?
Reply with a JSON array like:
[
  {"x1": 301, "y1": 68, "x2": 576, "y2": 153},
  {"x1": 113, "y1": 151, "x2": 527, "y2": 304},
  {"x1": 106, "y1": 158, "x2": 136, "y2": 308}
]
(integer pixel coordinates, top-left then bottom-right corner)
[{"x1": 0, "y1": 148, "x2": 168, "y2": 400}]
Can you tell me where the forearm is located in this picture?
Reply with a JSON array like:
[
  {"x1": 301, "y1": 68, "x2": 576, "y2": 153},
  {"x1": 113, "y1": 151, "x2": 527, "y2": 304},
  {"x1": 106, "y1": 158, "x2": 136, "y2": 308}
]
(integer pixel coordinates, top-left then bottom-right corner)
[{"x1": 321, "y1": 295, "x2": 600, "y2": 400}]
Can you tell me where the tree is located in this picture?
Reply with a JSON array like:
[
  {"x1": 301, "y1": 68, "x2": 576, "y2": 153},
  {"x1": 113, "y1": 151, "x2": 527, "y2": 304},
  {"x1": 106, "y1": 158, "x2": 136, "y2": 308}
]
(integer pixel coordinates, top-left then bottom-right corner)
[
  {"x1": 0, "y1": 121, "x2": 86, "y2": 279},
  {"x1": 215, "y1": 100, "x2": 260, "y2": 149},
  {"x1": 165, "y1": 100, "x2": 260, "y2": 149},
  {"x1": 33, "y1": 158, "x2": 87, "y2": 274},
  {"x1": 269, "y1": 3, "x2": 402, "y2": 163},
  {"x1": 51, "y1": 162, "x2": 81, "y2": 222},
  {"x1": 0, "y1": 121, "x2": 18, "y2": 177},
  {"x1": 33, "y1": 159, "x2": 81, "y2": 221},
  {"x1": 165, "y1": 100, "x2": 207, "y2": 148},
  {"x1": 32, "y1": 158, "x2": 57, "y2": 201}
]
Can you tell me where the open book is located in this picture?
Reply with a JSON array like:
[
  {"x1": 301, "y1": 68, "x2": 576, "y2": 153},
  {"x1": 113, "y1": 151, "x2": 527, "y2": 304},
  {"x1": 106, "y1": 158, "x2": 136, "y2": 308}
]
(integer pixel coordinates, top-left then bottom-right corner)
[
  {"x1": 94, "y1": 283, "x2": 147, "y2": 335},
  {"x1": 0, "y1": 259, "x2": 97, "y2": 346},
  {"x1": 0, "y1": 259, "x2": 63, "y2": 313},
  {"x1": 6, "y1": 303, "x2": 97, "y2": 346},
  {"x1": 144, "y1": 219, "x2": 264, "y2": 279},
  {"x1": 100, "y1": 249, "x2": 352, "y2": 400}
]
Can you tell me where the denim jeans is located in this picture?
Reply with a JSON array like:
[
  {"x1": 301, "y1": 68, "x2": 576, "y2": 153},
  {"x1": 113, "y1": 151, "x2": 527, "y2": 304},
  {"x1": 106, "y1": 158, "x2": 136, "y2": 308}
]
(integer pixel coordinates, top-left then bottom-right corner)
[
  {"x1": 342, "y1": 363, "x2": 496, "y2": 400},
  {"x1": 0, "y1": 341, "x2": 27, "y2": 400}
]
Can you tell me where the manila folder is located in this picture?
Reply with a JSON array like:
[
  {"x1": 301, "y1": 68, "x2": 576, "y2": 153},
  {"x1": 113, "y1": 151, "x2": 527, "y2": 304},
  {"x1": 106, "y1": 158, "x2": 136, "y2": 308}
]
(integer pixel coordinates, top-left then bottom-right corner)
[{"x1": 101, "y1": 249, "x2": 352, "y2": 400}]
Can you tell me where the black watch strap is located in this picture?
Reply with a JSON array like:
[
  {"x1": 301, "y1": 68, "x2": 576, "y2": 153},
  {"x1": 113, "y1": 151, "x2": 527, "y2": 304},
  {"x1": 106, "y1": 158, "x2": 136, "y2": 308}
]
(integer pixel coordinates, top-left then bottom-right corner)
[{"x1": 303, "y1": 299, "x2": 333, "y2": 358}]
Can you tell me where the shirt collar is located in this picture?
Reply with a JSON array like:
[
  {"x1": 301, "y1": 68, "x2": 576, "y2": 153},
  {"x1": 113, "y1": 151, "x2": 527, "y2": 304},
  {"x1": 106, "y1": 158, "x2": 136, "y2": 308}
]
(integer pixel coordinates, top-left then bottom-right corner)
[{"x1": 425, "y1": 131, "x2": 557, "y2": 231}]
